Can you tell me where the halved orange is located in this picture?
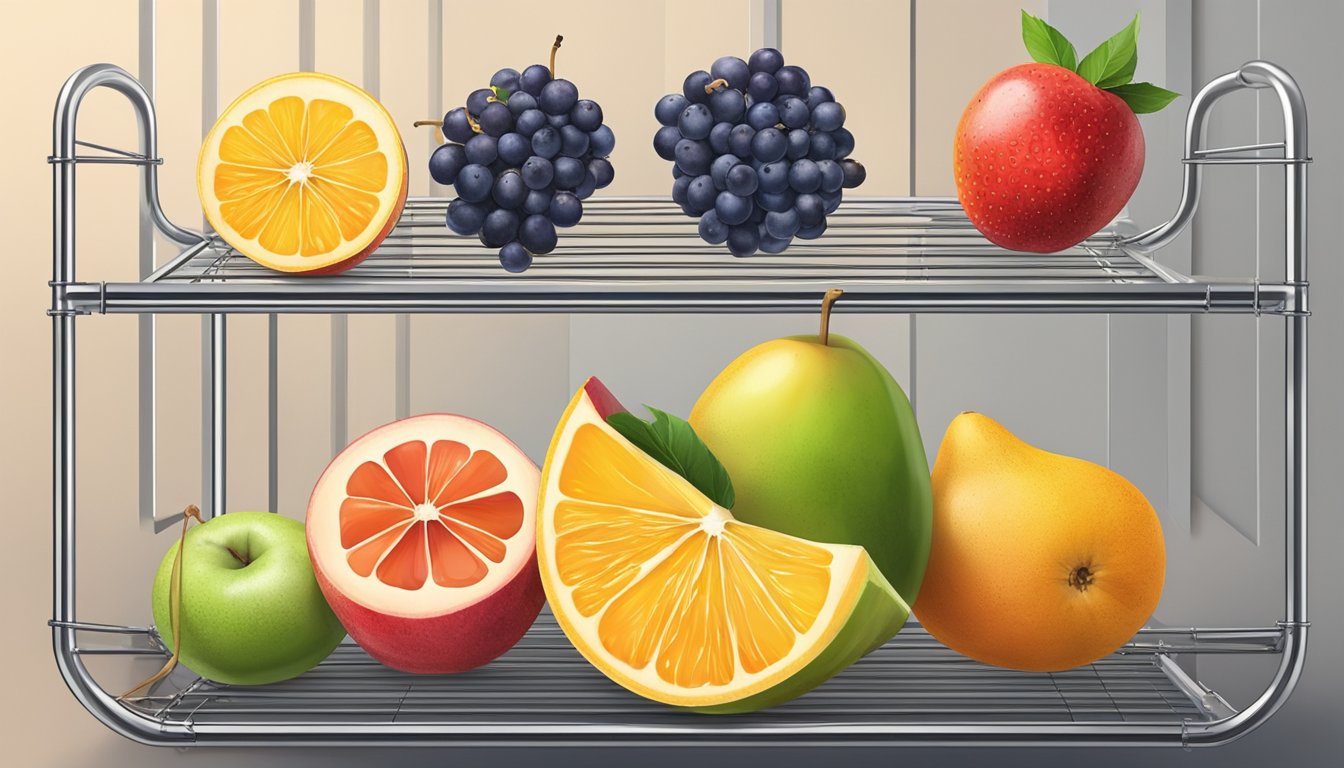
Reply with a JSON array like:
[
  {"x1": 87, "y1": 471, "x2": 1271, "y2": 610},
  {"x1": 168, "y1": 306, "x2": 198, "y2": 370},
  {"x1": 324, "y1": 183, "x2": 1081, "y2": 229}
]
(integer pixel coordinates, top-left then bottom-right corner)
[
  {"x1": 198, "y1": 72, "x2": 408, "y2": 274},
  {"x1": 537, "y1": 378, "x2": 910, "y2": 712},
  {"x1": 307, "y1": 414, "x2": 544, "y2": 674}
]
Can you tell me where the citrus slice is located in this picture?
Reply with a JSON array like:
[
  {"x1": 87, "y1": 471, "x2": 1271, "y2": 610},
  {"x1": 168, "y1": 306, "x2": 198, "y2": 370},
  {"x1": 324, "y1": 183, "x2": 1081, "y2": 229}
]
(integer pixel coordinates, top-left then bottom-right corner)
[
  {"x1": 198, "y1": 72, "x2": 408, "y2": 274},
  {"x1": 537, "y1": 378, "x2": 911, "y2": 712},
  {"x1": 307, "y1": 414, "x2": 544, "y2": 673}
]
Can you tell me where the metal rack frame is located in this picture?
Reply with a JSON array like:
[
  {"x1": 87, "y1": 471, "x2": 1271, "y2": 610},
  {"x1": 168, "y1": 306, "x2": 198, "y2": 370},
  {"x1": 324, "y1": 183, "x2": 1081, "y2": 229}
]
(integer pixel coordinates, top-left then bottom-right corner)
[{"x1": 49, "y1": 61, "x2": 1309, "y2": 748}]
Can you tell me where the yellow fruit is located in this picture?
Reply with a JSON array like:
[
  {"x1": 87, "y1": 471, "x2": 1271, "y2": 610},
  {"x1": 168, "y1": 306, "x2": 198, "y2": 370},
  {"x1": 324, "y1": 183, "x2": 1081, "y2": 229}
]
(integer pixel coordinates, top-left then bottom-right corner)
[
  {"x1": 198, "y1": 72, "x2": 408, "y2": 274},
  {"x1": 537, "y1": 378, "x2": 910, "y2": 713},
  {"x1": 915, "y1": 412, "x2": 1166, "y2": 672}
]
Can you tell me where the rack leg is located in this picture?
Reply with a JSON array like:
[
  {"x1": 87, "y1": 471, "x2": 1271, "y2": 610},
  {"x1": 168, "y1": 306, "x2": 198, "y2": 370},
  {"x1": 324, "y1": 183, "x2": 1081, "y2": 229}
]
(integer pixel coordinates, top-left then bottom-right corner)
[
  {"x1": 206, "y1": 313, "x2": 226, "y2": 517},
  {"x1": 52, "y1": 313, "x2": 75, "y2": 636}
]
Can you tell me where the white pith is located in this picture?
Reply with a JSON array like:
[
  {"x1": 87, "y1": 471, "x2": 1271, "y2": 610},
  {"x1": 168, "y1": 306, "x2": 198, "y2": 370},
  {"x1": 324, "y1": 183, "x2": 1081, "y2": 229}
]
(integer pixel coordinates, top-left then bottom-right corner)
[{"x1": 308, "y1": 414, "x2": 539, "y2": 619}]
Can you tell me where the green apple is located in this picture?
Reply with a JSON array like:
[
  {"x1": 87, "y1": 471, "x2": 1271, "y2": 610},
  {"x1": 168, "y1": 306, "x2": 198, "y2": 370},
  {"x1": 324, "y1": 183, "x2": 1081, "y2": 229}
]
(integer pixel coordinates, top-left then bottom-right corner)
[
  {"x1": 689, "y1": 290, "x2": 933, "y2": 603},
  {"x1": 152, "y1": 511, "x2": 346, "y2": 685}
]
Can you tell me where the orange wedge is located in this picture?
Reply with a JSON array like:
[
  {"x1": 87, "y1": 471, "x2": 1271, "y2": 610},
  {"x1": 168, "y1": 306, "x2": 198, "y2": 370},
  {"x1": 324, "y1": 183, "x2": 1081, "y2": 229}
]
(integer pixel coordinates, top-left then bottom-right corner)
[
  {"x1": 537, "y1": 378, "x2": 910, "y2": 713},
  {"x1": 198, "y1": 72, "x2": 408, "y2": 274}
]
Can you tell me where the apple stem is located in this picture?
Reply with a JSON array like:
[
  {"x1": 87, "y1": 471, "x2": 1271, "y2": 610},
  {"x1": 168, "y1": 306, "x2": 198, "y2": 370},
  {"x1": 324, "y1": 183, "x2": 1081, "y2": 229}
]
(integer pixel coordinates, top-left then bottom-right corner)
[
  {"x1": 226, "y1": 546, "x2": 251, "y2": 566},
  {"x1": 819, "y1": 288, "x2": 844, "y2": 345},
  {"x1": 550, "y1": 34, "x2": 564, "y2": 78},
  {"x1": 704, "y1": 77, "x2": 729, "y2": 94},
  {"x1": 117, "y1": 504, "x2": 202, "y2": 701}
]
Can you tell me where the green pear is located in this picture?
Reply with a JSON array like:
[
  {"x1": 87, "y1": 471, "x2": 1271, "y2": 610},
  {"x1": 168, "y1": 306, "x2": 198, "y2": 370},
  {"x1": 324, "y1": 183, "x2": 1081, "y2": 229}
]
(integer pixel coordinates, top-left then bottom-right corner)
[{"x1": 689, "y1": 290, "x2": 933, "y2": 602}]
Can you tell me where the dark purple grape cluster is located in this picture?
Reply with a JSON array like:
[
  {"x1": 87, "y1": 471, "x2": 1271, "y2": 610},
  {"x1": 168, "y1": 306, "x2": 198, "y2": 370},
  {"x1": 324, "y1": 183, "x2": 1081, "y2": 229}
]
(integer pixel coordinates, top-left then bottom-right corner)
[
  {"x1": 654, "y1": 48, "x2": 866, "y2": 256},
  {"x1": 429, "y1": 39, "x2": 614, "y2": 272}
]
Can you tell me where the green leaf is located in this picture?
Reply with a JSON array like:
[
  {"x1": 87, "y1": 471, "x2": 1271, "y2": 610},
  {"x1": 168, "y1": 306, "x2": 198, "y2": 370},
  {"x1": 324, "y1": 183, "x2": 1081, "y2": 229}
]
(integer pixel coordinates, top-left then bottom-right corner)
[
  {"x1": 1077, "y1": 13, "x2": 1139, "y2": 87},
  {"x1": 1106, "y1": 82, "x2": 1180, "y2": 114},
  {"x1": 1021, "y1": 10, "x2": 1077, "y2": 71},
  {"x1": 606, "y1": 407, "x2": 736, "y2": 510},
  {"x1": 490, "y1": 85, "x2": 510, "y2": 103}
]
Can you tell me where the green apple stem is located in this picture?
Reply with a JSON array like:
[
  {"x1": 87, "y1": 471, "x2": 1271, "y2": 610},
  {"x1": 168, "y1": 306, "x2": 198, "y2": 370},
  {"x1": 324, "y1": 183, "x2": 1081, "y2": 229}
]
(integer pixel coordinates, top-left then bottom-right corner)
[
  {"x1": 550, "y1": 34, "x2": 564, "y2": 78},
  {"x1": 704, "y1": 78, "x2": 729, "y2": 94},
  {"x1": 119, "y1": 504, "x2": 203, "y2": 701},
  {"x1": 226, "y1": 546, "x2": 251, "y2": 566},
  {"x1": 820, "y1": 288, "x2": 844, "y2": 345}
]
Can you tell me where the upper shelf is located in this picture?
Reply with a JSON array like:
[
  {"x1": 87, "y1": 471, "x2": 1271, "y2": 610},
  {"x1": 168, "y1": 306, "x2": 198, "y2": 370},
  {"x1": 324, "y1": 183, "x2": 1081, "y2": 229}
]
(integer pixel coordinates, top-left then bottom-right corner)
[{"x1": 59, "y1": 197, "x2": 1297, "y2": 316}]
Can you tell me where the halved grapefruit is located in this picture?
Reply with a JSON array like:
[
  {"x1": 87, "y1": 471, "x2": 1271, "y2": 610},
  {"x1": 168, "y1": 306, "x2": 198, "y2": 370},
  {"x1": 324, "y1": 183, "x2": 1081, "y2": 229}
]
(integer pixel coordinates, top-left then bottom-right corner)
[
  {"x1": 198, "y1": 72, "x2": 408, "y2": 274},
  {"x1": 307, "y1": 414, "x2": 544, "y2": 673},
  {"x1": 537, "y1": 378, "x2": 910, "y2": 712}
]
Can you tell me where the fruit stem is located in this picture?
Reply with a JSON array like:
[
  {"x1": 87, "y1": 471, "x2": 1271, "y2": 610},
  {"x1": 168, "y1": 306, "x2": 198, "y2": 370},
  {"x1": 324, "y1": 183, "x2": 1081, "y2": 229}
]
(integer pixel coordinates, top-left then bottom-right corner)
[
  {"x1": 465, "y1": 112, "x2": 483, "y2": 135},
  {"x1": 704, "y1": 77, "x2": 729, "y2": 94},
  {"x1": 413, "y1": 119, "x2": 444, "y2": 144},
  {"x1": 118, "y1": 504, "x2": 202, "y2": 701},
  {"x1": 1068, "y1": 565, "x2": 1096, "y2": 592},
  {"x1": 549, "y1": 34, "x2": 564, "y2": 78},
  {"x1": 226, "y1": 546, "x2": 251, "y2": 566},
  {"x1": 819, "y1": 288, "x2": 844, "y2": 345}
]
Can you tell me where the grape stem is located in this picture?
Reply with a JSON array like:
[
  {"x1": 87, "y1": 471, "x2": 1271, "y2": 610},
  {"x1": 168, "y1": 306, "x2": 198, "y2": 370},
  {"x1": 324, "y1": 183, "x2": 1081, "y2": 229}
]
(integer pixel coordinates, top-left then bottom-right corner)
[
  {"x1": 550, "y1": 35, "x2": 564, "y2": 78},
  {"x1": 413, "y1": 119, "x2": 444, "y2": 143},
  {"x1": 704, "y1": 78, "x2": 729, "y2": 94},
  {"x1": 465, "y1": 112, "x2": 483, "y2": 134},
  {"x1": 819, "y1": 288, "x2": 844, "y2": 345}
]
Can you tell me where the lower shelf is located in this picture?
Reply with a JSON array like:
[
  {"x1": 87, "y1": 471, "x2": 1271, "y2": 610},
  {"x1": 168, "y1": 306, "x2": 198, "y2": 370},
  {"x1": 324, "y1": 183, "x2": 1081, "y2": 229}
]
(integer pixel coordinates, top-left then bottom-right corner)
[{"x1": 62, "y1": 612, "x2": 1277, "y2": 747}]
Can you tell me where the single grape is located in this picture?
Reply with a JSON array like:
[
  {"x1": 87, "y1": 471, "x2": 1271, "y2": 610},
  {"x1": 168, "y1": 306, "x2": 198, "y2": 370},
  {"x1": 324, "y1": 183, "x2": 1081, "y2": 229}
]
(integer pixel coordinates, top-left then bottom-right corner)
[
  {"x1": 786, "y1": 128, "x2": 811, "y2": 160},
  {"x1": 539, "y1": 79, "x2": 579, "y2": 116},
  {"x1": 588, "y1": 157, "x2": 615, "y2": 189},
  {"x1": 808, "y1": 131, "x2": 836, "y2": 160},
  {"x1": 715, "y1": 191, "x2": 753, "y2": 226},
  {"x1": 443, "y1": 107, "x2": 475, "y2": 143},
  {"x1": 453, "y1": 163, "x2": 493, "y2": 203},
  {"x1": 817, "y1": 159, "x2": 844, "y2": 193},
  {"x1": 674, "y1": 138, "x2": 713, "y2": 176},
  {"x1": 682, "y1": 70, "x2": 712, "y2": 104},
  {"x1": 832, "y1": 127, "x2": 855, "y2": 158},
  {"x1": 764, "y1": 207, "x2": 800, "y2": 238},
  {"x1": 521, "y1": 156, "x2": 555, "y2": 190},
  {"x1": 710, "y1": 153, "x2": 740, "y2": 190},
  {"x1": 726, "y1": 163, "x2": 759, "y2": 196},
  {"x1": 729, "y1": 124, "x2": 756, "y2": 159},
  {"x1": 759, "y1": 232, "x2": 792, "y2": 253},
  {"x1": 708, "y1": 88, "x2": 746, "y2": 123},
  {"x1": 686, "y1": 174, "x2": 717, "y2": 214},
  {"x1": 811, "y1": 101, "x2": 845, "y2": 132},
  {"x1": 655, "y1": 93, "x2": 689, "y2": 126},
  {"x1": 574, "y1": 171, "x2": 597, "y2": 200},
  {"x1": 446, "y1": 198, "x2": 487, "y2": 235},
  {"x1": 840, "y1": 158, "x2": 866, "y2": 188},
  {"x1": 775, "y1": 65, "x2": 810, "y2": 96},
  {"x1": 531, "y1": 126, "x2": 562, "y2": 159},
  {"x1": 499, "y1": 241, "x2": 532, "y2": 273},
  {"x1": 751, "y1": 127, "x2": 787, "y2": 163},
  {"x1": 698, "y1": 209, "x2": 730, "y2": 244},
  {"x1": 549, "y1": 191, "x2": 583, "y2": 227},
  {"x1": 497, "y1": 132, "x2": 532, "y2": 166},
  {"x1": 546, "y1": 112, "x2": 570, "y2": 128},
  {"x1": 653, "y1": 125, "x2": 682, "y2": 161},
  {"x1": 727, "y1": 224, "x2": 760, "y2": 257},
  {"x1": 560, "y1": 124, "x2": 590, "y2": 156},
  {"x1": 520, "y1": 64, "x2": 551, "y2": 96},
  {"x1": 797, "y1": 220, "x2": 828, "y2": 240},
  {"x1": 492, "y1": 170, "x2": 527, "y2": 210},
  {"x1": 778, "y1": 97, "x2": 810, "y2": 129},
  {"x1": 708, "y1": 121, "x2": 734, "y2": 154},
  {"x1": 711, "y1": 55, "x2": 751, "y2": 90},
  {"x1": 807, "y1": 85, "x2": 834, "y2": 105},
  {"x1": 756, "y1": 160, "x2": 790, "y2": 194},
  {"x1": 481, "y1": 208, "x2": 520, "y2": 248},
  {"x1": 429, "y1": 143, "x2": 468, "y2": 185},
  {"x1": 523, "y1": 188, "x2": 554, "y2": 216},
  {"x1": 788, "y1": 159, "x2": 821, "y2": 193},
  {"x1": 516, "y1": 108, "x2": 547, "y2": 138},
  {"x1": 465, "y1": 133, "x2": 499, "y2": 165},
  {"x1": 757, "y1": 188, "x2": 796, "y2": 212},
  {"x1": 822, "y1": 190, "x2": 843, "y2": 214},
  {"x1": 506, "y1": 90, "x2": 537, "y2": 116},
  {"x1": 748, "y1": 71, "x2": 778, "y2": 102},
  {"x1": 589, "y1": 124, "x2": 616, "y2": 157},
  {"x1": 673, "y1": 165, "x2": 686, "y2": 179},
  {"x1": 746, "y1": 101, "x2": 780, "y2": 131},
  {"x1": 570, "y1": 99, "x2": 602, "y2": 132},
  {"x1": 796, "y1": 193, "x2": 825, "y2": 227},
  {"x1": 748, "y1": 47, "x2": 784, "y2": 74},
  {"x1": 671, "y1": 174, "x2": 692, "y2": 205},
  {"x1": 552, "y1": 156, "x2": 585, "y2": 189},
  {"x1": 466, "y1": 88, "x2": 493, "y2": 116},
  {"x1": 748, "y1": 204, "x2": 767, "y2": 225},
  {"x1": 519, "y1": 214, "x2": 558, "y2": 254},
  {"x1": 678, "y1": 103, "x2": 714, "y2": 141},
  {"x1": 490, "y1": 67, "x2": 521, "y2": 95}
]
